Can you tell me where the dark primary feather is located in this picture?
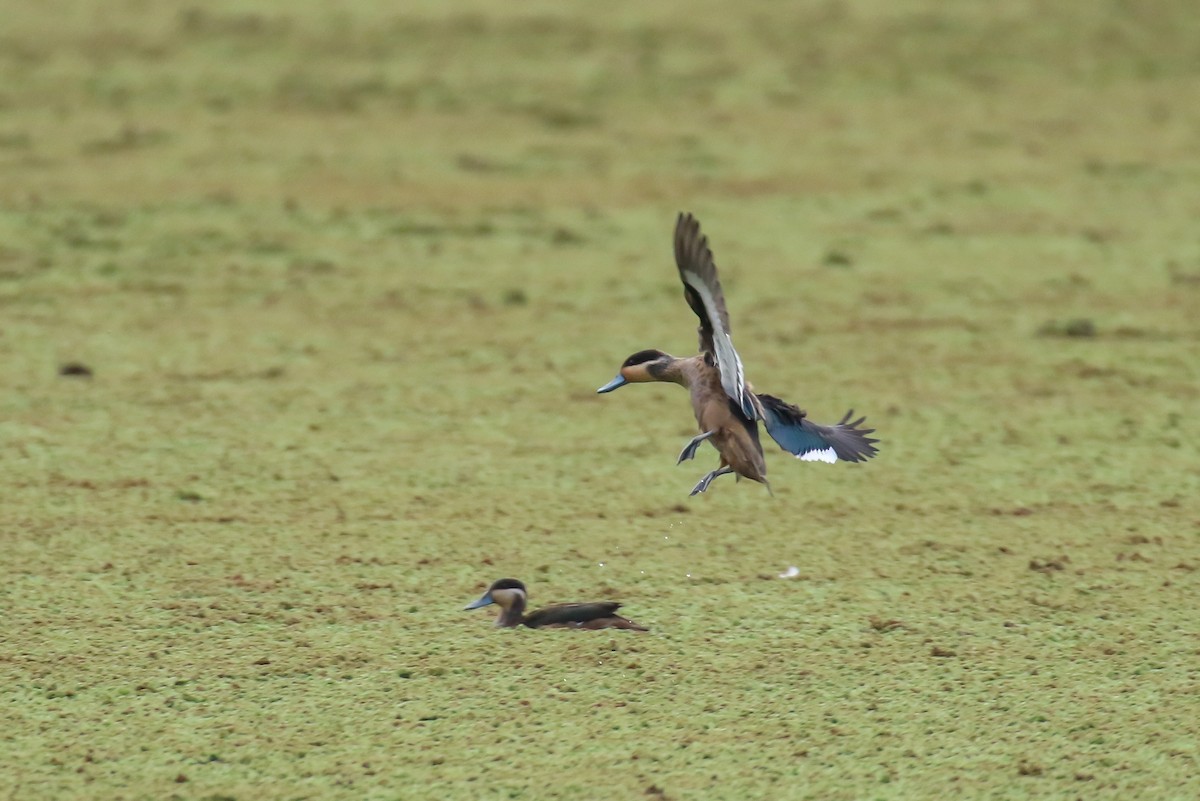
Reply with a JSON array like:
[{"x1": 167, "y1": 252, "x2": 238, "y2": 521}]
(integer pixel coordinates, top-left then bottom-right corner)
[
  {"x1": 674, "y1": 213, "x2": 731, "y2": 355},
  {"x1": 757, "y1": 394, "x2": 879, "y2": 463}
]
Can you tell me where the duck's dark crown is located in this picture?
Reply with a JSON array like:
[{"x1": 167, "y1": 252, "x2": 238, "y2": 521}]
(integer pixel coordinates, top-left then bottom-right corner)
[
  {"x1": 489, "y1": 578, "x2": 527, "y2": 592},
  {"x1": 622, "y1": 349, "x2": 669, "y2": 367}
]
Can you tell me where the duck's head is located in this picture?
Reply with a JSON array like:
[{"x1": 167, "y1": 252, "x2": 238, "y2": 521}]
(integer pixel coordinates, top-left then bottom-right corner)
[
  {"x1": 464, "y1": 578, "x2": 528, "y2": 627},
  {"x1": 596, "y1": 349, "x2": 673, "y2": 393}
]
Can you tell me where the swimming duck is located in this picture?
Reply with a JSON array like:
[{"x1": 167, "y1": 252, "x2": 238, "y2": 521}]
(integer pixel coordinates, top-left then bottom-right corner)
[
  {"x1": 597, "y1": 212, "x2": 879, "y2": 496},
  {"x1": 463, "y1": 578, "x2": 648, "y2": 630}
]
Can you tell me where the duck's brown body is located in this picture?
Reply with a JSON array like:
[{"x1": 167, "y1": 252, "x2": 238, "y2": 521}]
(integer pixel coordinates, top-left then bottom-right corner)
[
  {"x1": 677, "y1": 357, "x2": 768, "y2": 486},
  {"x1": 522, "y1": 602, "x2": 647, "y2": 630},
  {"x1": 597, "y1": 213, "x2": 879, "y2": 496}
]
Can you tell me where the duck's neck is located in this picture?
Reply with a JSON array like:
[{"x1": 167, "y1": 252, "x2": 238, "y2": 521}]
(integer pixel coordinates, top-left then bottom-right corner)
[
  {"x1": 496, "y1": 594, "x2": 527, "y2": 628},
  {"x1": 650, "y1": 357, "x2": 688, "y2": 386}
]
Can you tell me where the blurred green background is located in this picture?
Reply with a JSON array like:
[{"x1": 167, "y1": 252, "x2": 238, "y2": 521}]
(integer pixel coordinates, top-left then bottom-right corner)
[{"x1": 2, "y1": 1, "x2": 1199, "y2": 799}]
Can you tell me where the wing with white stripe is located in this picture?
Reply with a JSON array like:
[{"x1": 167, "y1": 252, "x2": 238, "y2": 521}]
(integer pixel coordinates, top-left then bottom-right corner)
[{"x1": 758, "y1": 395, "x2": 880, "y2": 464}]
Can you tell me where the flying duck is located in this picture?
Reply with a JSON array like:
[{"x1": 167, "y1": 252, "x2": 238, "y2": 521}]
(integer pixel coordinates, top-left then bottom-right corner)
[{"x1": 596, "y1": 212, "x2": 879, "y2": 495}]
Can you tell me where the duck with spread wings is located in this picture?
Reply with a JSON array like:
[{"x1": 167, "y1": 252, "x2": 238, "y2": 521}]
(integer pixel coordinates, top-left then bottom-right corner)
[{"x1": 596, "y1": 213, "x2": 879, "y2": 496}]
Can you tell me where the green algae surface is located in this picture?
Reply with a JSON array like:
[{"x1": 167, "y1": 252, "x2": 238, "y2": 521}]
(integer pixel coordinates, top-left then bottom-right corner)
[{"x1": 2, "y1": 2, "x2": 1200, "y2": 799}]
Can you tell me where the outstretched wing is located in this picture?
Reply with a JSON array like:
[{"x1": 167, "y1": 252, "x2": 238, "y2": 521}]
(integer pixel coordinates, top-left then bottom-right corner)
[
  {"x1": 674, "y1": 212, "x2": 756, "y2": 420},
  {"x1": 757, "y1": 394, "x2": 879, "y2": 464}
]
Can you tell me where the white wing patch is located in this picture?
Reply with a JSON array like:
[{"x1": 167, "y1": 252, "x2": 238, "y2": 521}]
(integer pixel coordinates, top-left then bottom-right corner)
[
  {"x1": 798, "y1": 447, "x2": 838, "y2": 464},
  {"x1": 681, "y1": 268, "x2": 754, "y2": 419}
]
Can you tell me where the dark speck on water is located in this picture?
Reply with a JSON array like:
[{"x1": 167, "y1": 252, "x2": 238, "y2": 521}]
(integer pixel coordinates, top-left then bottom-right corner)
[{"x1": 59, "y1": 362, "x2": 93, "y2": 377}]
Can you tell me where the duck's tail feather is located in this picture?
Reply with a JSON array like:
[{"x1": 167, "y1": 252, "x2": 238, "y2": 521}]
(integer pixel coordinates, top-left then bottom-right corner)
[{"x1": 757, "y1": 394, "x2": 879, "y2": 464}]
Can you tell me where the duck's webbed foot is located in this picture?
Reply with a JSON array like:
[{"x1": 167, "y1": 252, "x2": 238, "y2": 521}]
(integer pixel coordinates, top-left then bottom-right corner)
[
  {"x1": 676, "y1": 430, "x2": 717, "y2": 464},
  {"x1": 689, "y1": 466, "x2": 734, "y2": 496}
]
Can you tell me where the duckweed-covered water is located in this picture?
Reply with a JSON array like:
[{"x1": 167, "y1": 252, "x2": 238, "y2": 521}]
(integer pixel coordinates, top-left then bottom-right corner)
[{"x1": 2, "y1": 2, "x2": 1199, "y2": 799}]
